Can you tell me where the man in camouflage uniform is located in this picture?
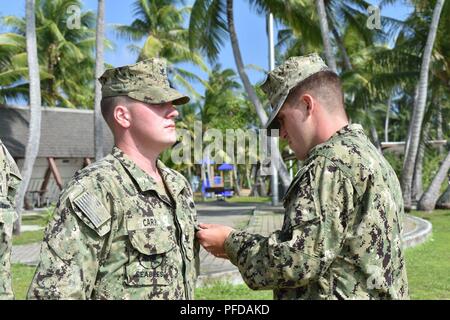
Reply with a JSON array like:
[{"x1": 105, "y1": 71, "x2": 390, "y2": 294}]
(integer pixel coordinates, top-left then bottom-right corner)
[
  {"x1": 196, "y1": 53, "x2": 409, "y2": 299},
  {"x1": 0, "y1": 139, "x2": 22, "y2": 300},
  {"x1": 28, "y1": 58, "x2": 199, "y2": 300}
]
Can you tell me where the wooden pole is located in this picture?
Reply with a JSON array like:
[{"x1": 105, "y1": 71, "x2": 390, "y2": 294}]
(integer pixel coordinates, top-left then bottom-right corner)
[
  {"x1": 48, "y1": 157, "x2": 63, "y2": 190},
  {"x1": 39, "y1": 165, "x2": 51, "y2": 204},
  {"x1": 83, "y1": 157, "x2": 92, "y2": 168}
]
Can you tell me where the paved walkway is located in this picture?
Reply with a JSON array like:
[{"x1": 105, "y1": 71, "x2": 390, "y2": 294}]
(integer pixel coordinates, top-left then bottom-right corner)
[
  {"x1": 12, "y1": 202, "x2": 431, "y2": 286},
  {"x1": 196, "y1": 204, "x2": 284, "y2": 285}
]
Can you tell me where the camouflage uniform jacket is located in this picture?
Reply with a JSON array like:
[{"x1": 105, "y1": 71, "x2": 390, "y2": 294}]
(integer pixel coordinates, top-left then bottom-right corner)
[
  {"x1": 224, "y1": 124, "x2": 409, "y2": 299},
  {"x1": 28, "y1": 147, "x2": 199, "y2": 300},
  {"x1": 0, "y1": 139, "x2": 22, "y2": 300}
]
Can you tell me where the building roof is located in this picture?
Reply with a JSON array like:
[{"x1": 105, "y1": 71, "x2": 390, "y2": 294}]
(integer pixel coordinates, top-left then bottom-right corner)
[{"x1": 0, "y1": 104, "x2": 114, "y2": 158}]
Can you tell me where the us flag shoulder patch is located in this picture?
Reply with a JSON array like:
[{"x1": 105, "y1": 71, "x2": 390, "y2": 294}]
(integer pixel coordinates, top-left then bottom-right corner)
[{"x1": 73, "y1": 192, "x2": 110, "y2": 228}]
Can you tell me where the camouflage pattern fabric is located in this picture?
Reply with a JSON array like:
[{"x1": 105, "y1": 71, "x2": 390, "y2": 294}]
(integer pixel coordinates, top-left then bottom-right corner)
[
  {"x1": 224, "y1": 124, "x2": 409, "y2": 300},
  {"x1": 99, "y1": 58, "x2": 189, "y2": 106},
  {"x1": 0, "y1": 139, "x2": 22, "y2": 300},
  {"x1": 27, "y1": 147, "x2": 199, "y2": 300},
  {"x1": 261, "y1": 53, "x2": 331, "y2": 130}
]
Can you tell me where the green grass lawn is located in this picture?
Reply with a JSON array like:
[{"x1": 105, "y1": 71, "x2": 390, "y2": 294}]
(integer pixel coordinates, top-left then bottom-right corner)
[
  {"x1": 11, "y1": 209, "x2": 450, "y2": 300},
  {"x1": 22, "y1": 214, "x2": 50, "y2": 227},
  {"x1": 11, "y1": 264, "x2": 37, "y2": 299},
  {"x1": 12, "y1": 230, "x2": 44, "y2": 246},
  {"x1": 405, "y1": 210, "x2": 450, "y2": 300},
  {"x1": 12, "y1": 214, "x2": 47, "y2": 246},
  {"x1": 225, "y1": 196, "x2": 270, "y2": 203},
  {"x1": 195, "y1": 281, "x2": 272, "y2": 300}
]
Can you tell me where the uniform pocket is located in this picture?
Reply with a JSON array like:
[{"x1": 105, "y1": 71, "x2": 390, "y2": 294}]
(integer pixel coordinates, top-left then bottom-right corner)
[{"x1": 125, "y1": 217, "x2": 178, "y2": 286}]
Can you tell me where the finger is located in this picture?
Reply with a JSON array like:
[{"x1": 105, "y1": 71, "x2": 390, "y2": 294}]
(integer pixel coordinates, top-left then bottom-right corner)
[
  {"x1": 198, "y1": 223, "x2": 215, "y2": 229},
  {"x1": 216, "y1": 254, "x2": 229, "y2": 260}
]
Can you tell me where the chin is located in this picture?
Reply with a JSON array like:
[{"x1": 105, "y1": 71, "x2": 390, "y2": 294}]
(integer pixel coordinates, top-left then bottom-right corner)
[
  {"x1": 165, "y1": 137, "x2": 178, "y2": 147},
  {"x1": 294, "y1": 150, "x2": 307, "y2": 161}
]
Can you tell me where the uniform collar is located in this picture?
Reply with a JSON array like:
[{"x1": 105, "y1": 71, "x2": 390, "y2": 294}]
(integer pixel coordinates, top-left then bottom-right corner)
[
  {"x1": 111, "y1": 146, "x2": 185, "y2": 204},
  {"x1": 282, "y1": 124, "x2": 364, "y2": 204},
  {"x1": 305, "y1": 123, "x2": 364, "y2": 162}
]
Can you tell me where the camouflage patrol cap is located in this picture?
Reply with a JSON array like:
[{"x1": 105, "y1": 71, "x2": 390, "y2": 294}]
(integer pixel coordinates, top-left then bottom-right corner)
[
  {"x1": 261, "y1": 53, "x2": 331, "y2": 131},
  {"x1": 99, "y1": 58, "x2": 190, "y2": 105}
]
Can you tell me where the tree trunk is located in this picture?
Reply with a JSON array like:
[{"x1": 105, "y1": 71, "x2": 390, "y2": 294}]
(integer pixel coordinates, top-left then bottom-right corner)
[
  {"x1": 94, "y1": 0, "x2": 105, "y2": 161},
  {"x1": 201, "y1": 163, "x2": 207, "y2": 201},
  {"x1": 245, "y1": 163, "x2": 252, "y2": 189},
  {"x1": 418, "y1": 150, "x2": 450, "y2": 211},
  {"x1": 401, "y1": 0, "x2": 445, "y2": 210},
  {"x1": 384, "y1": 95, "x2": 392, "y2": 142},
  {"x1": 232, "y1": 164, "x2": 241, "y2": 196},
  {"x1": 436, "y1": 103, "x2": 443, "y2": 156},
  {"x1": 259, "y1": 175, "x2": 267, "y2": 197},
  {"x1": 225, "y1": 0, "x2": 291, "y2": 188},
  {"x1": 412, "y1": 131, "x2": 427, "y2": 202},
  {"x1": 14, "y1": 0, "x2": 42, "y2": 235},
  {"x1": 315, "y1": 0, "x2": 337, "y2": 72},
  {"x1": 436, "y1": 184, "x2": 450, "y2": 209},
  {"x1": 370, "y1": 126, "x2": 382, "y2": 153},
  {"x1": 331, "y1": 26, "x2": 352, "y2": 71},
  {"x1": 249, "y1": 162, "x2": 260, "y2": 197}
]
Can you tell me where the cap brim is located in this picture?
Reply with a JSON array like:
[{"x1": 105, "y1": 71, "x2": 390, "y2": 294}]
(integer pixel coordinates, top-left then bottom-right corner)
[
  {"x1": 128, "y1": 86, "x2": 190, "y2": 106},
  {"x1": 265, "y1": 92, "x2": 288, "y2": 136}
]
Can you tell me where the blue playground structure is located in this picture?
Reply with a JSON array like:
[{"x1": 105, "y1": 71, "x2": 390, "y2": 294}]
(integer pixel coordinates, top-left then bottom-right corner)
[{"x1": 201, "y1": 159, "x2": 235, "y2": 199}]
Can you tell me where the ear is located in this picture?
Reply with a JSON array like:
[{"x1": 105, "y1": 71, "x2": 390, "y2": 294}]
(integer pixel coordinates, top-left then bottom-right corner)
[
  {"x1": 301, "y1": 94, "x2": 315, "y2": 116},
  {"x1": 113, "y1": 105, "x2": 131, "y2": 129}
]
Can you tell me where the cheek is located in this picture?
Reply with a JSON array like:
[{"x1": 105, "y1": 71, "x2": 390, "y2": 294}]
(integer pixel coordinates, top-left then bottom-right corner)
[{"x1": 135, "y1": 109, "x2": 160, "y2": 128}]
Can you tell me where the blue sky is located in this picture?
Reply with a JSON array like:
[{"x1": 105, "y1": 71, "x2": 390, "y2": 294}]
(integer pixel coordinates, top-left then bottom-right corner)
[{"x1": 0, "y1": 0, "x2": 413, "y2": 103}]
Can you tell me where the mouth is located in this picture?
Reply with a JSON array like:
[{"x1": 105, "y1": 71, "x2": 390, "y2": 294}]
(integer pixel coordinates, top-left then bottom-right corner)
[{"x1": 165, "y1": 124, "x2": 176, "y2": 129}]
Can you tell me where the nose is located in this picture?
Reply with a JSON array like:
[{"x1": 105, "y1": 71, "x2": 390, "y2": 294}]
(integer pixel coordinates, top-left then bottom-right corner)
[
  {"x1": 166, "y1": 103, "x2": 179, "y2": 119},
  {"x1": 279, "y1": 124, "x2": 288, "y2": 140}
]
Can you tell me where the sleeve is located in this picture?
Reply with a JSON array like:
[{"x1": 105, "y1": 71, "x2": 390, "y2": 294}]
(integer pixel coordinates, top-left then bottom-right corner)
[
  {"x1": 0, "y1": 214, "x2": 14, "y2": 300},
  {"x1": 0, "y1": 145, "x2": 20, "y2": 300},
  {"x1": 27, "y1": 181, "x2": 113, "y2": 300},
  {"x1": 223, "y1": 157, "x2": 355, "y2": 290}
]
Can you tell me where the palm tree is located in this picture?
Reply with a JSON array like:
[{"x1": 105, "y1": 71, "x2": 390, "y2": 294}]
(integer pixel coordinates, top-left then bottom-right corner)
[
  {"x1": 1, "y1": 0, "x2": 99, "y2": 108},
  {"x1": 315, "y1": 0, "x2": 337, "y2": 72},
  {"x1": 94, "y1": 0, "x2": 105, "y2": 161},
  {"x1": 418, "y1": 150, "x2": 450, "y2": 210},
  {"x1": 0, "y1": 33, "x2": 52, "y2": 103},
  {"x1": 401, "y1": 0, "x2": 445, "y2": 210},
  {"x1": 436, "y1": 184, "x2": 450, "y2": 209},
  {"x1": 14, "y1": 0, "x2": 42, "y2": 234},
  {"x1": 114, "y1": 0, "x2": 207, "y2": 97},
  {"x1": 189, "y1": 0, "x2": 292, "y2": 188}
]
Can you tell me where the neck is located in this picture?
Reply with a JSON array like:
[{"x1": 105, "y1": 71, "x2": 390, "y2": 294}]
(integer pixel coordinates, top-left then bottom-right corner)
[
  {"x1": 115, "y1": 137, "x2": 162, "y2": 181},
  {"x1": 315, "y1": 115, "x2": 349, "y2": 146}
]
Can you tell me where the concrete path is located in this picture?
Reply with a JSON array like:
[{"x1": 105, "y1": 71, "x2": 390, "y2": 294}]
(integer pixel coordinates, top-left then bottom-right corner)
[{"x1": 12, "y1": 243, "x2": 41, "y2": 265}]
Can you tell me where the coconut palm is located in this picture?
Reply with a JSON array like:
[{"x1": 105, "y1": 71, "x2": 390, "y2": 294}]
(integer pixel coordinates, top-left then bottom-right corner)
[
  {"x1": 189, "y1": 0, "x2": 292, "y2": 188},
  {"x1": 419, "y1": 150, "x2": 450, "y2": 210},
  {"x1": 14, "y1": 0, "x2": 42, "y2": 234},
  {"x1": 94, "y1": 0, "x2": 105, "y2": 160},
  {"x1": 315, "y1": 0, "x2": 337, "y2": 72},
  {"x1": 114, "y1": 0, "x2": 207, "y2": 98},
  {"x1": 1, "y1": 0, "x2": 100, "y2": 108},
  {"x1": 401, "y1": 0, "x2": 446, "y2": 210},
  {"x1": 0, "y1": 33, "x2": 52, "y2": 103}
]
